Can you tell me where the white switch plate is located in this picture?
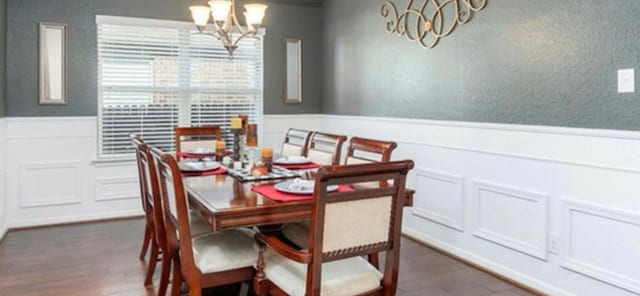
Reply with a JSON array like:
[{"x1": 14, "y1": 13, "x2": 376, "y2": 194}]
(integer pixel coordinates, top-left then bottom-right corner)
[{"x1": 618, "y1": 68, "x2": 635, "y2": 93}]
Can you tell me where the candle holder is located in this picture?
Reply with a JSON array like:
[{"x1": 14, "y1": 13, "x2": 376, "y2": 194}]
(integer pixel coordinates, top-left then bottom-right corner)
[{"x1": 231, "y1": 128, "x2": 243, "y2": 162}]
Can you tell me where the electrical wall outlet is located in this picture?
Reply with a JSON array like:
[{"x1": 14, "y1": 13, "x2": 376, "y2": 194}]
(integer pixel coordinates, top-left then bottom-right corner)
[
  {"x1": 618, "y1": 68, "x2": 635, "y2": 93},
  {"x1": 548, "y1": 234, "x2": 560, "y2": 255}
]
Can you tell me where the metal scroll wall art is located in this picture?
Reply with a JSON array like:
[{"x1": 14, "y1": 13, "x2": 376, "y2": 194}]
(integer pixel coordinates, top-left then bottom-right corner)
[{"x1": 381, "y1": 0, "x2": 487, "y2": 49}]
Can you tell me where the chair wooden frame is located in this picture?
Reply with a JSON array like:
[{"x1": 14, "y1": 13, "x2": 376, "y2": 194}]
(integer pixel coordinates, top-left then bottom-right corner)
[
  {"x1": 254, "y1": 160, "x2": 414, "y2": 296},
  {"x1": 174, "y1": 126, "x2": 222, "y2": 160},
  {"x1": 133, "y1": 140, "x2": 174, "y2": 296},
  {"x1": 282, "y1": 128, "x2": 313, "y2": 157},
  {"x1": 131, "y1": 134, "x2": 159, "y2": 287},
  {"x1": 307, "y1": 132, "x2": 347, "y2": 165},
  {"x1": 345, "y1": 137, "x2": 398, "y2": 163},
  {"x1": 345, "y1": 136, "x2": 398, "y2": 268},
  {"x1": 156, "y1": 151, "x2": 254, "y2": 296}
]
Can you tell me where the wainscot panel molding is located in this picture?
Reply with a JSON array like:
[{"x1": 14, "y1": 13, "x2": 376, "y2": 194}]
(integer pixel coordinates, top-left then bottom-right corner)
[
  {"x1": 18, "y1": 161, "x2": 83, "y2": 208},
  {"x1": 561, "y1": 199, "x2": 640, "y2": 294},
  {"x1": 95, "y1": 176, "x2": 140, "y2": 202},
  {"x1": 5, "y1": 117, "x2": 142, "y2": 228},
  {"x1": 412, "y1": 168, "x2": 465, "y2": 232},
  {"x1": 264, "y1": 114, "x2": 640, "y2": 296},
  {"x1": 471, "y1": 180, "x2": 549, "y2": 261},
  {"x1": 2, "y1": 114, "x2": 639, "y2": 296}
]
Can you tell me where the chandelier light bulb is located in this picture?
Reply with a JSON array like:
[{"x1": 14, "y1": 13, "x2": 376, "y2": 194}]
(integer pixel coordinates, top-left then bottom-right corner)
[
  {"x1": 208, "y1": 0, "x2": 232, "y2": 23},
  {"x1": 189, "y1": 5, "x2": 211, "y2": 27},
  {"x1": 244, "y1": 4, "x2": 268, "y2": 30}
]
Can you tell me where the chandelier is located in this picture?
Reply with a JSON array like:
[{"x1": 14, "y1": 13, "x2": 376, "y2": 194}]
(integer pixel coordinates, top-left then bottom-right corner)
[{"x1": 189, "y1": 1, "x2": 268, "y2": 56}]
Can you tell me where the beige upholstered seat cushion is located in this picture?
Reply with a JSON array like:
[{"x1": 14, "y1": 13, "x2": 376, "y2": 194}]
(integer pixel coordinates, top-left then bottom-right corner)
[
  {"x1": 282, "y1": 143, "x2": 304, "y2": 157},
  {"x1": 192, "y1": 230, "x2": 257, "y2": 274},
  {"x1": 189, "y1": 210, "x2": 212, "y2": 237},
  {"x1": 264, "y1": 252, "x2": 382, "y2": 296},
  {"x1": 282, "y1": 221, "x2": 310, "y2": 248},
  {"x1": 307, "y1": 149, "x2": 335, "y2": 166}
]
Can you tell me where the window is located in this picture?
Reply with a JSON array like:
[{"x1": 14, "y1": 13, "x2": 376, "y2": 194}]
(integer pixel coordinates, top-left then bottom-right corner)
[{"x1": 97, "y1": 16, "x2": 264, "y2": 159}]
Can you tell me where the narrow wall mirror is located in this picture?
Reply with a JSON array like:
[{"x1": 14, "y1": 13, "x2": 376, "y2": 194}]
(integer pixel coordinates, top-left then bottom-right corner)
[
  {"x1": 39, "y1": 22, "x2": 68, "y2": 105},
  {"x1": 284, "y1": 38, "x2": 302, "y2": 104}
]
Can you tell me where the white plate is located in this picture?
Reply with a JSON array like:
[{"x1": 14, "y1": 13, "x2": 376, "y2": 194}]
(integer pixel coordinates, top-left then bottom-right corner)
[
  {"x1": 179, "y1": 161, "x2": 221, "y2": 172},
  {"x1": 274, "y1": 179, "x2": 338, "y2": 195},
  {"x1": 274, "y1": 156, "x2": 311, "y2": 165},
  {"x1": 189, "y1": 148, "x2": 214, "y2": 154}
]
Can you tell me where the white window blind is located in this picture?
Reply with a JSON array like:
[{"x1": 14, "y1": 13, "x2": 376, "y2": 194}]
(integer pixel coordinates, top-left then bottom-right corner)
[{"x1": 97, "y1": 15, "x2": 264, "y2": 159}]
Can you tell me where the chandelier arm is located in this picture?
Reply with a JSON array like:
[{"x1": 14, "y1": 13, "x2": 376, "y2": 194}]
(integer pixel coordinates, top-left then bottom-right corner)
[
  {"x1": 232, "y1": 31, "x2": 257, "y2": 48},
  {"x1": 229, "y1": 0, "x2": 249, "y2": 35}
]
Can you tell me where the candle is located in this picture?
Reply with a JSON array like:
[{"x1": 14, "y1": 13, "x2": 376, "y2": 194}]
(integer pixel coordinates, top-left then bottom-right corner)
[
  {"x1": 230, "y1": 117, "x2": 242, "y2": 129},
  {"x1": 261, "y1": 147, "x2": 273, "y2": 157},
  {"x1": 215, "y1": 141, "x2": 226, "y2": 161},
  {"x1": 247, "y1": 123, "x2": 258, "y2": 147},
  {"x1": 261, "y1": 147, "x2": 273, "y2": 172}
]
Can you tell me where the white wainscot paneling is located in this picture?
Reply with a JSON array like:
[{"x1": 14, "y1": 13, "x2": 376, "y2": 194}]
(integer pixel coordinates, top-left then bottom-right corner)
[
  {"x1": 561, "y1": 199, "x2": 640, "y2": 294},
  {"x1": 472, "y1": 180, "x2": 549, "y2": 260},
  {"x1": 95, "y1": 176, "x2": 140, "y2": 202},
  {"x1": 19, "y1": 161, "x2": 82, "y2": 208},
  {"x1": 412, "y1": 168, "x2": 465, "y2": 231}
]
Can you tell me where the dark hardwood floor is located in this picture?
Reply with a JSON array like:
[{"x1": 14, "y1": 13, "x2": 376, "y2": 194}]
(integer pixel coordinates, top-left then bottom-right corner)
[{"x1": 0, "y1": 218, "x2": 537, "y2": 296}]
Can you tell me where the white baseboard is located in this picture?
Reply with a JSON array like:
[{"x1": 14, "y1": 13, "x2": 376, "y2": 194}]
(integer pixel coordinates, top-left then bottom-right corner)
[
  {"x1": 403, "y1": 227, "x2": 572, "y2": 296},
  {"x1": 8, "y1": 209, "x2": 144, "y2": 229},
  {"x1": 0, "y1": 223, "x2": 7, "y2": 243}
]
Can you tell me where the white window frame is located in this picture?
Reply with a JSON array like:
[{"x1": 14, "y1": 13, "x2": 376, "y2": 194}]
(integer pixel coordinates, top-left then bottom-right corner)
[{"x1": 96, "y1": 15, "x2": 265, "y2": 160}]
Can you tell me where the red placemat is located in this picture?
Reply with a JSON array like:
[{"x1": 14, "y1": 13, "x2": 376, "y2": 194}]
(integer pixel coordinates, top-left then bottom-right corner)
[
  {"x1": 275, "y1": 162, "x2": 321, "y2": 170},
  {"x1": 181, "y1": 167, "x2": 227, "y2": 177},
  {"x1": 252, "y1": 183, "x2": 353, "y2": 202}
]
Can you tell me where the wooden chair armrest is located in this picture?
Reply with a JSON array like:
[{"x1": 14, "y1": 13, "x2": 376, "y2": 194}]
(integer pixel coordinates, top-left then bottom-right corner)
[
  {"x1": 404, "y1": 188, "x2": 415, "y2": 207},
  {"x1": 256, "y1": 232, "x2": 312, "y2": 264}
]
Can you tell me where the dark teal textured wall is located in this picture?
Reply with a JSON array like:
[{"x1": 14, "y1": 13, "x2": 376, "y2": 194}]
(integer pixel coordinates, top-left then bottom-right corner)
[
  {"x1": 6, "y1": 0, "x2": 323, "y2": 116},
  {"x1": 322, "y1": 0, "x2": 640, "y2": 130}
]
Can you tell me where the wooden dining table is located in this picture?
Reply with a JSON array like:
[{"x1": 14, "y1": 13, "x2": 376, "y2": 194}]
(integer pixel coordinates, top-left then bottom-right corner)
[{"x1": 185, "y1": 171, "x2": 414, "y2": 232}]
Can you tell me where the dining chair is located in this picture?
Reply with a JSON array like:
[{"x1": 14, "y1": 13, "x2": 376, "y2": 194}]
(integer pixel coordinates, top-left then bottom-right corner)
[
  {"x1": 131, "y1": 133, "x2": 155, "y2": 264},
  {"x1": 253, "y1": 160, "x2": 414, "y2": 296},
  {"x1": 133, "y1": 138, "x2": 215, "y2": 295},
  {"x1": 281, "y1": 128, "x2": 313, "y2": 157},
  {"x1": 175, "y1": 126, "x2": 222, "y2": 160},
  {"x1": 155, "y1": 151, "x2": 257, "y2": 296},
  {"x1": 305, "y1": 132, "x2": 347, "y2": 165},
  {"x1": 283, "y1": 137, "x2": 399, "y2": 250}
]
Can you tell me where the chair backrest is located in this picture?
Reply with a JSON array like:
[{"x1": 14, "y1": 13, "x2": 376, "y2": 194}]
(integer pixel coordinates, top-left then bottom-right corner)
[
  {"x1": 133, "y1": 140, "x2": 168, "y2": 254},
  {"x1": 306, "y1": 132, "x2": 347, "y2": 165},
  {"x1": 344, "y1": 137, "x2": 398, "y2": 188},
  {"x1": 306, "y1": 160, "x2": 414, "y2": 295},
  {"x1": 344, "y1": 137, "x2": 398, "y2": 165},
  {"x1": 131, "y1": 134, "x2": 150, "y2": 214},
  {"x1": 175, "y1": 126, "x2": 222, "y2": 160},
  {"x1": 282, "y1": 128, "x2": 312, "y2": 157},
  {"x1": 154, "y1": 149, "x2": 197, "y2": 269}
]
